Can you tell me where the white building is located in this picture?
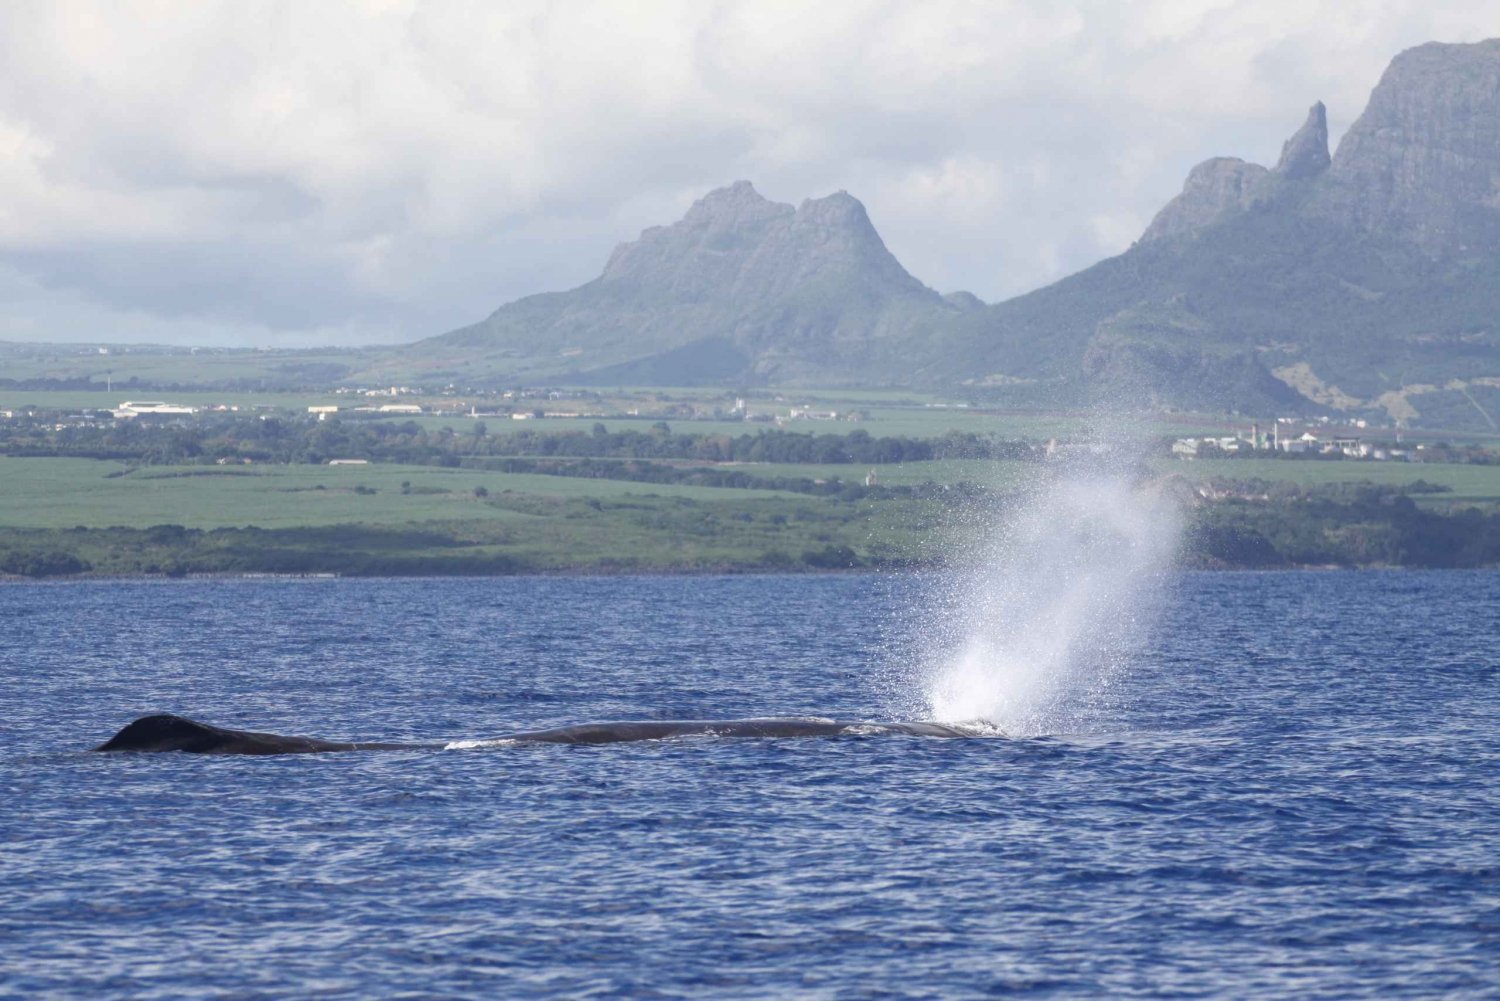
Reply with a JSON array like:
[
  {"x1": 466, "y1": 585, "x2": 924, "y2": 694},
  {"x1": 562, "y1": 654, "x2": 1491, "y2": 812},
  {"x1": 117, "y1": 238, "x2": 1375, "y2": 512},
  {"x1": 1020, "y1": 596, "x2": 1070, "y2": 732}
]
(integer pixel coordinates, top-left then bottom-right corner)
[{"x1": 113, "y1": 400, "x2": 196, "y2": 418}]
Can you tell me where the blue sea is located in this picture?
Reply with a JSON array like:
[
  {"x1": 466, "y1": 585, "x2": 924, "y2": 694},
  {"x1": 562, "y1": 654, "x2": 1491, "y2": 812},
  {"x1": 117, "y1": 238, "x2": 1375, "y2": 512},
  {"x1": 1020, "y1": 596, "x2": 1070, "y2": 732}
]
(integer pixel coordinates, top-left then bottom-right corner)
[{"x1": 2, "y1": 572, "x2": 1498, "y2": 998}]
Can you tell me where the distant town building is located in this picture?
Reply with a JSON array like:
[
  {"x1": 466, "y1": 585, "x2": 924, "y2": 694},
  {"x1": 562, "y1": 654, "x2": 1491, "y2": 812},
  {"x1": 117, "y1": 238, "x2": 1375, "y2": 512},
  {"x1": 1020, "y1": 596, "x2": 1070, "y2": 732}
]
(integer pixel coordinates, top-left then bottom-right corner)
[
  {"x1": 1171, "y1": 438, "x2": 1200, "y2": 459},
  {"x1": 113, "y1": 400, "x2": 196, "y2": 419}
]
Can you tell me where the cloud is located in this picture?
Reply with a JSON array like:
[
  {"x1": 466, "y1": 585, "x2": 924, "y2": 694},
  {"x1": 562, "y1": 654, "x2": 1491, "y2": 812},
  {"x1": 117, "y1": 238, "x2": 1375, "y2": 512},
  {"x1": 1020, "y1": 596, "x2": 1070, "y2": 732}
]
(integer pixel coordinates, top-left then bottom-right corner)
[{"x1": 0, "y1": 0, "x2": 1492, "y2": 346}]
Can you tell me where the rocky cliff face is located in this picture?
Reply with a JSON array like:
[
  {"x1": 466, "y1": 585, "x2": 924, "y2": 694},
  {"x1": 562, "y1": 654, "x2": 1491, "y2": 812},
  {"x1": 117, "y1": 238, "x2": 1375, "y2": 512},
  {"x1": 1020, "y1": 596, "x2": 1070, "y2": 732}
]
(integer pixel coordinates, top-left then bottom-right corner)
[
  {"x1": 1140, "y1": 102, "x2": 1332, "y2": 244},
  {"x1": 954, "y1": 39, "x2": 1500, "y2": 427},
  {"x1": 596, "y1": 181, "x2": 930, "y2": 306},
  {"x1": 398, "y1": 38, "x2": 1500, "y2": 422},
  {"x1": 599, "y1": 180, "x2": 795, "y2": 297},
  {"x1": 1139, "y1": 157, "x2": 1270, "y2": 243},
  {"x1": 1312, "y1": 39, "x2": 1500, "y2": 256},
  {"x1": 416, "y1": 181, "x2": 960, "y2": 385},
  {"x1": 1274, "y1": 101, "x2": 1332, "y2": 180},
  {"x1": 1144, "y1": 40, "x2": 1500, "y2": 257}
]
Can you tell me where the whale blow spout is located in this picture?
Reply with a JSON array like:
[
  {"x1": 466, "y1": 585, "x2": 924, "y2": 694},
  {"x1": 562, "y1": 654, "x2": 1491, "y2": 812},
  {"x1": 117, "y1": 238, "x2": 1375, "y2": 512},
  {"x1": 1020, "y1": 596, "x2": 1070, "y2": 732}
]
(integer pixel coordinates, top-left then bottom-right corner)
[{"x1": 92, "y1": 714, "x2": 989, "y2": 755}]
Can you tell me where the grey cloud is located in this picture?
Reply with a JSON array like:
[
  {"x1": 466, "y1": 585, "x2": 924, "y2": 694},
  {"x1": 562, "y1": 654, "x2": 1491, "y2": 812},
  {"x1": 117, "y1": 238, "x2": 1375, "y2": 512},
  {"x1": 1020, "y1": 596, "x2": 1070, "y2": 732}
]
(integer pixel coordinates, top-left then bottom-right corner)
[{"x1": 0, "y1": 1, "x2": 1493, "y2": 347}]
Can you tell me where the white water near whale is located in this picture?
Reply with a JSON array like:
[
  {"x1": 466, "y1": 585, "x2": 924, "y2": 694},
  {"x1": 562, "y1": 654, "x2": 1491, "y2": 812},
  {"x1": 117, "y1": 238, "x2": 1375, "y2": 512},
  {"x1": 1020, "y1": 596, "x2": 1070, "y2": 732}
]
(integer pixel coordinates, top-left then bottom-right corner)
[{"x1": 915, "y1": 438, "x2": 1184, "y2": 736}]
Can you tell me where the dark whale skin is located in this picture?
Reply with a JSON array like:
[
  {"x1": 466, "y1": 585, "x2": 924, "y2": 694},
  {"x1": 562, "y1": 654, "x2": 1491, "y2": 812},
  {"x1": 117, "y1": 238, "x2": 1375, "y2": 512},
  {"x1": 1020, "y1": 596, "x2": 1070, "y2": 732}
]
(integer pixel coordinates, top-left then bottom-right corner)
[
  {"x1": 92, "y1": 714, "x2": 439, "y2": 755},
  {"x1": 93, "y1": 714, "x2": 981, "y2": 755}
]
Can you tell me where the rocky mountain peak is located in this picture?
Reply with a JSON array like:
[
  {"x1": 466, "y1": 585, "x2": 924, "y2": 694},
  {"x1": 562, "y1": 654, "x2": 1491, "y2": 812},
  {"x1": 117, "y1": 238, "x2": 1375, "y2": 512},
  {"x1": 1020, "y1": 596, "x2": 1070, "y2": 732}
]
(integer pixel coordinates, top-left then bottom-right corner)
[
  {"x1": 1145, "y1": 39, "x2": 1500, "y2": 255},
  {"x1": 601, "y1": 181, "x2": 793, "y2": 286},
  {"x1": 1274, "y1": 101, "x2": 1331, "y2": 179},
  {"x1": 784, "y1": 190, "x2": 926, "y2": 290},
  {"x1": 682, "y1": 180, "x2": 786, "y2": 225},
  {"x1": 429, "y1": 180, "x2": 951, "y2": 386},
  {"x1": 1315, "y1": 39, "x2": 1500, "y2": 255},
  {"x1": 1139, "y1": 157, "x2": 1269, "y2": 243},
  {"x1": 797, "y1": 190, "x2": 866, "y2": 221},
  {"x1": 792, "y1": 191, "x2": 885, "y2": 252}
]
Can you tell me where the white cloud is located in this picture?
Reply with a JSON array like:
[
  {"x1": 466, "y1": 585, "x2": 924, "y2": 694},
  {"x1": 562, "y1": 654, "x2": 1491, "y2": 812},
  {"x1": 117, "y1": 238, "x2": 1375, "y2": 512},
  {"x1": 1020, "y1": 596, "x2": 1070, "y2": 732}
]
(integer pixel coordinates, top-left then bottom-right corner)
[{"x1": 0, "y1": 0, "x2": 1493, "y2": 345}]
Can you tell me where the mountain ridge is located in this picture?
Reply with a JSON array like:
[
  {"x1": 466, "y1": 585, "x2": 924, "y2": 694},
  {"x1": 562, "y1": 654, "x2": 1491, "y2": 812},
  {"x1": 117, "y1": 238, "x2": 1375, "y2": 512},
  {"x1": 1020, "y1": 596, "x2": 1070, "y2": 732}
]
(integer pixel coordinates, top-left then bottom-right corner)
[
  {"x1": 934, "y1": 37, "x2": 1500, "y2": 426},
  {"x1": 388, "y1": 38, "x2": 1500, "y2": 428}
]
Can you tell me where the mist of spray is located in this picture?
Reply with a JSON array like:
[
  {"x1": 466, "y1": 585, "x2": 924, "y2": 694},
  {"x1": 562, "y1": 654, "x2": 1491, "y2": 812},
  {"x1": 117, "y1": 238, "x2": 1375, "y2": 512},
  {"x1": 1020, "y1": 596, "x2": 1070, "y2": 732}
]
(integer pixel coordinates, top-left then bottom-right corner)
[{"x1": 914, "y1": 427, "x2": 1183, "y2": 736}]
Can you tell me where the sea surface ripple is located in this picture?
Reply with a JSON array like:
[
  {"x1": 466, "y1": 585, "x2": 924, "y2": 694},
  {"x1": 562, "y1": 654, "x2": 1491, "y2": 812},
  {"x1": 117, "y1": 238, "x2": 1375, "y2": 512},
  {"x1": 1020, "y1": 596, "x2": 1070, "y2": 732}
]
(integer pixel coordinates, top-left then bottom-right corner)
[{"x1": 2, "y1": 572, "x2": 1498, "y2": 998}]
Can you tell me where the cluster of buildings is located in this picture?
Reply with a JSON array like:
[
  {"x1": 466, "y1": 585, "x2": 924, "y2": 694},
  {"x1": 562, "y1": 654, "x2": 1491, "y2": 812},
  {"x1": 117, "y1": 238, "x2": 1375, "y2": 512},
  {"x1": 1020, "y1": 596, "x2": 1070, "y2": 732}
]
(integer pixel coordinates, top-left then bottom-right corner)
[
  {"x1": 308, "y1": 403, "x2": 426, "y2": 421},
  {"x1": 1172, "y1": 422, "x2": 1409, "y2": 461},
  {"x1": 112, "y1": 400, "x2": 198, "y2": 419}
]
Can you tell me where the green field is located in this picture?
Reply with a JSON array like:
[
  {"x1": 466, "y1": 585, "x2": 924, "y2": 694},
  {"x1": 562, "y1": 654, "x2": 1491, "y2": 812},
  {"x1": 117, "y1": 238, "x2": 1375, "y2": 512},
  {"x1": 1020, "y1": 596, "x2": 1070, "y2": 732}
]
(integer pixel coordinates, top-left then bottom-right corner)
[
  {"x1": 0, "y1": 458, "x2": 802, "y2": 530},
  {"x1": 2, "y1": 450, "x2": 1499, "y2": 575},
  {"x1": 1, "y1": 368, "x2": 1297, "y2": 443},
  {"x1": 5, "y1": 453, "x2": 1496, "y2": 536},
  {"x1": 0, "y1": 455, "x2": 962, "y2": 575},
  {"x1": 717, "y1": 458, "x2": 1038, "y2": 489},
  {"x1": 4, "y1": 363, "x2": 1500, "y2": 576}
]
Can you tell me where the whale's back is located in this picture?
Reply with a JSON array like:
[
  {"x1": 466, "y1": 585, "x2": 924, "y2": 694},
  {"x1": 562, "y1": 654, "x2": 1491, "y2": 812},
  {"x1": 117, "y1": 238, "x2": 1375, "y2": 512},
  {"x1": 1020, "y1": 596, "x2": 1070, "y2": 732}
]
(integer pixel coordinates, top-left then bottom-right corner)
[
  {"x1": 93, "y1": 714, "x2": 430, "y2": 754},
  {"x1": 93, "y1": 714, "x2": 990, "y2": 754}
]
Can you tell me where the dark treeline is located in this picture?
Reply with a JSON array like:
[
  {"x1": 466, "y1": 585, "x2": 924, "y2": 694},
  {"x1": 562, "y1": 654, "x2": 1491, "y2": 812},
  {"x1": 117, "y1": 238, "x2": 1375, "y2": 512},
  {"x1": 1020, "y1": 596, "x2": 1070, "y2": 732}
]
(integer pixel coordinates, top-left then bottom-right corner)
[
  {"x1": 0, "y1": 377, "x2": 114, "y2": 392},
  {"x1": 0, "y1": 414, "x2": 1039, "y2": 468},
  {"x1": 473, "y1": 425, "x2": 1036, "y2": 464},
  {"x1": 464, "y1": 455, "x2": 990, "y2": 500},
  {"x1": 1189, "y1": 488, "x2": 1500, "y2": 568}
]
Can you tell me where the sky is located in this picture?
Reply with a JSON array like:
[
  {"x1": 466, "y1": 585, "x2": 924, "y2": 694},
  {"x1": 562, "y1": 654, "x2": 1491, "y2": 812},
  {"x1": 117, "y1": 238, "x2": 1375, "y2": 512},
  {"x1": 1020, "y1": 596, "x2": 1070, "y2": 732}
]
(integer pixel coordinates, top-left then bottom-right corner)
[{"x1": 0, "y1": 1, "x2": 1492, "y2": 348}]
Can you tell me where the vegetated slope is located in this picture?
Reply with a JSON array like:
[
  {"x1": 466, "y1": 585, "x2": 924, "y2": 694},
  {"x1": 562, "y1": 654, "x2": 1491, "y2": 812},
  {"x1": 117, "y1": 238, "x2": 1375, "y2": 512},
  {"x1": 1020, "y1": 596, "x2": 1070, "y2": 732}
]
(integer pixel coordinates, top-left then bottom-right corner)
[
  {"x1": 394, "y1": 181, "x2": 975, "y2": 388},
  {"x1": 386, "y1": 39, "x2": 1500, "y2": 428},
  {"x1": 946, "y1": 39, "x2": 1500, "y2": 427}
]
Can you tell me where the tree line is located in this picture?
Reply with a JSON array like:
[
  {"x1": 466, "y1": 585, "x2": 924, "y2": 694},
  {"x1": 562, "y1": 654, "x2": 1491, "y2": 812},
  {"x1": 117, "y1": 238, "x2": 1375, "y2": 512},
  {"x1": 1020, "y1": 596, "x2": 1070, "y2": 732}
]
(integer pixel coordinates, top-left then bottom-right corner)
[{"x1": 0, "y1": 414, "x2": 1041, "y2": 468}]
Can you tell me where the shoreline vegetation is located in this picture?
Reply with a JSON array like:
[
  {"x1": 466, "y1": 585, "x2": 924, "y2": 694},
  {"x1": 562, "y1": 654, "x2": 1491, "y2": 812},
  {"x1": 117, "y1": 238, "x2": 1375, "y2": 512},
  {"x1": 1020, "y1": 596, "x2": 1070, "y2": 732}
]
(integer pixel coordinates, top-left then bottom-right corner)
[
  {"x1": 6, "y1": 515, "x2": 1500, "y2": 578},
  {"x1": 1, "y1": 466, "x2": 1498, "y2": 579},
  {"x1": 2, "y1": 399, "x2": 1499, "y2": 578}
]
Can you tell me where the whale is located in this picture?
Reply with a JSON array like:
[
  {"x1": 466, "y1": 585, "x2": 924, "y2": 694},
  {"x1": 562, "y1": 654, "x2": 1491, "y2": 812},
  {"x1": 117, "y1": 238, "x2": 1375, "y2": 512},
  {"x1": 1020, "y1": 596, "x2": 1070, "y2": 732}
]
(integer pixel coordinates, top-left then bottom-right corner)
[{"x1": 92, "y1": 713, "x2": 986, "y2": 755}]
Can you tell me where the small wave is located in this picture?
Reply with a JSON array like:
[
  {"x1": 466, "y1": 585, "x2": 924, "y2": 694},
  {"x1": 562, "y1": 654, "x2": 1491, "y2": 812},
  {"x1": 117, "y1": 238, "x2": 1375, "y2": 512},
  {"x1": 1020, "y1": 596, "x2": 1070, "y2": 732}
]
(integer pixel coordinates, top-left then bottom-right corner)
[
  {"x1": 443, "y1": 738, "x2": 519, "y2": 751},
  {"x1": 840, "y1": 724, "x2": 892, "y2": 736},
  {"x1": 951, "y1": 719, "x2": 1008, "y2": 737}
]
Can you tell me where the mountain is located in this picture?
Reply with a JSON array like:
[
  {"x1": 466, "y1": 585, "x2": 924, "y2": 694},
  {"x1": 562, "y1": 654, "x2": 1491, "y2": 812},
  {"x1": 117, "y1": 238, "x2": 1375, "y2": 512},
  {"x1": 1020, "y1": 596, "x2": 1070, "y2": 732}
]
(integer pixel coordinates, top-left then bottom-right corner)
[
  {"x1": 394, "y1": 39, "x2": 1500, "y2": 428},
  {"x1": 942, "y1": 39, "x2": 1500, "y2": 426},
  {"x1": 399, "y1": 181, "x2": 973, "y2": 387}
]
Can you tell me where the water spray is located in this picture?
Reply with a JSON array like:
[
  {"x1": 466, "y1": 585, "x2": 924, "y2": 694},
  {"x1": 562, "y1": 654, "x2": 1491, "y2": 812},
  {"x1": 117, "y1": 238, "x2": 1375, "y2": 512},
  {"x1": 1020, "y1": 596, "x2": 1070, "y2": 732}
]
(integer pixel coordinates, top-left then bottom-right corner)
[{"x1": 914, "y1": 420, "x2": 1183, "y2": 735}]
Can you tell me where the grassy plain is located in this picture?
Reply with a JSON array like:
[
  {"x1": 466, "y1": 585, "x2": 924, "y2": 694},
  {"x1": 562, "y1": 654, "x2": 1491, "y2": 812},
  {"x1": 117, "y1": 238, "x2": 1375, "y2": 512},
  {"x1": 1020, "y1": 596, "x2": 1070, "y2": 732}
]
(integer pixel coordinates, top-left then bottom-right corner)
[
  {"x1": 0, "y1": 458, "x2": 801, "y2": 531},
  {"x1": 3, "y1": 371, "x2": 1275, "y2": 443},
  {"x1": 3, "y1": 450, "x2": 1499, "y2": 575},
  {"x1": 5, "y1": 351, "x2": 1500, "y2": 573},
  {"x1": 5, "y1": 451, "x2": 1498, "y2": 537},
  {"x1": 0, "y1": 456, "x2": 959, "y2": 575}
]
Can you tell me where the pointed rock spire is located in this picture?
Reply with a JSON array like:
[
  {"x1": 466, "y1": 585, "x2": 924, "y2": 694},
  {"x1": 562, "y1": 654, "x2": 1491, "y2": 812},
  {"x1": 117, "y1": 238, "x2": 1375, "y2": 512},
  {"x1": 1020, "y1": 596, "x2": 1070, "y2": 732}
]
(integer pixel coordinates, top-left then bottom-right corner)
[{"x1": 1275, "y1": 101, "x2": 1331, "y2": 180}]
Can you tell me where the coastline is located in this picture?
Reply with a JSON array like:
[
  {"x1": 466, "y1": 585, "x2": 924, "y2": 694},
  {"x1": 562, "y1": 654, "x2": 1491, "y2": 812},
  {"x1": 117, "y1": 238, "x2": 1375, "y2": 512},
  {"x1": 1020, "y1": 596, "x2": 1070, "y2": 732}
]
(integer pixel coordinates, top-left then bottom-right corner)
[{"x1": 3, "y1": 561, "x2": 1497, "y2": 583}]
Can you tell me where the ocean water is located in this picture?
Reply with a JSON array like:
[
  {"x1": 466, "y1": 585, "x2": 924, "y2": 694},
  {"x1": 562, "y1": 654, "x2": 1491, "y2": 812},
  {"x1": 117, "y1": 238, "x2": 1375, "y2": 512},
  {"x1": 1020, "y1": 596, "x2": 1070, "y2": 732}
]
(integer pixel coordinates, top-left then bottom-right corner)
[{"x1": 2, "y1": 572, "x2": 1498, "y2": 998}]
